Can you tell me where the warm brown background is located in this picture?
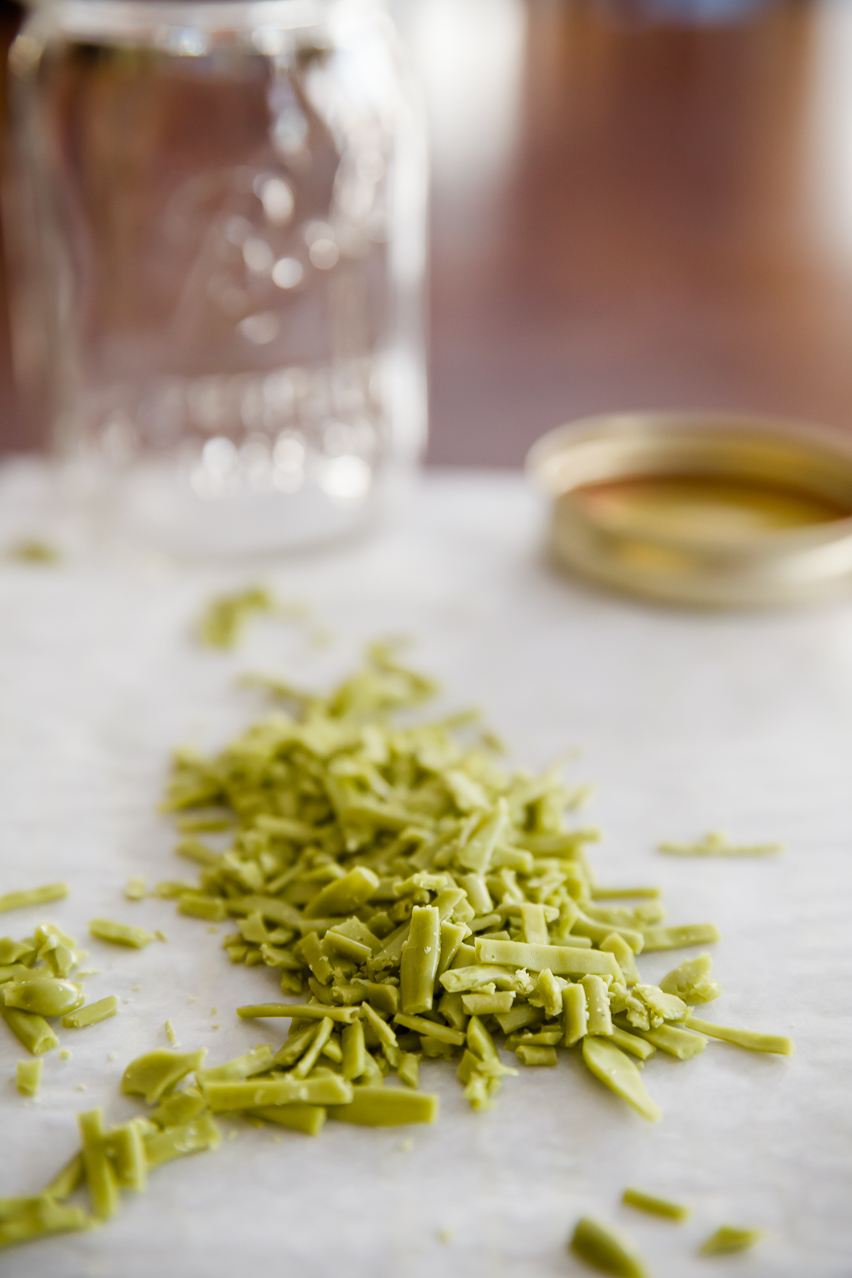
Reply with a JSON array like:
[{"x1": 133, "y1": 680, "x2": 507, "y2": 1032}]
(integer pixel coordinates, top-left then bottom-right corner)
[{"x1": 2, "y1": 0, "x2": 852, "y2": 466}]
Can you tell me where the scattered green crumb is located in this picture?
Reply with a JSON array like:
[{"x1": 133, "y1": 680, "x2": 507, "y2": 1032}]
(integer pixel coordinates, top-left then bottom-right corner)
[
  {"x1": 76, "y1": 1083, "x2": 86, "y2": 1091},
  {"x1": 165, "y1": 1021, "x2": 179, "y2": 1046},
  {"x1": 16, "y1": 1058, "x2": 43, "y2": 1096},
  {"x1": 211, "y1": 1025, "x2": 219, "y2": 1030},
  {"x1": 0, "y1": 883, "x2": 69, "y2": 913},
  {"x1": 89, "y1": 919, "x2": 155, "y2": 949},
  {"x1": 699, "y1": 1225, "x2": 764, "y2": 1256},
  {"x1": 108, "y1": 1052, "x2": 116, "y2": 1061},
  {"x1": 570, "y1": 1216, "x2": 649, "y2": 1277},
  {"x1": 437, "y1": 1227, "x2": 453, "y2": 1243},
  {"x1": 125, "y1": 877, "x2": 146, "y2": 901},
  {"x1": 659, "y1": 830, "x2": 781, "y2": 857},
  {"x1": 187, "y1": 997, "x2": 196, "y2": 1003},
  {"x1": 8, "y1": 538, "x2": 62, "y2": 564},
  {"x1": 622, "y1": 1187, "x2": 689, "y2": 1221},
  {"x1": 60, "y1": 1049, "x2": 71, "y2": 1061},
  {"x1": 206, "y1": 926, "x2": 218, "y2": 935},
  {"x1": 196, "y1": 587, "x2": 275, "y2": 649},
  {"x1": 400, "y1": 1138, "x2": 414, "y2": 1152},
  {"x1": 62, "y1": 996, "x2": 119, "y2": 1029},
  {"x1": 210, "y1": 1008, "x2": 217, "y2": 1016},
  {"x1": 154, "y1": 931, "x2": 168, "y2": 943}
]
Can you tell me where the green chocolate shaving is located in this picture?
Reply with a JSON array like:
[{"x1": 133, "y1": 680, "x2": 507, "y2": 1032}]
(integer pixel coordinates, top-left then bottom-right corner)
[
  {"x1": 685, "y1": 1015, "x2": 794, "y2": 1055},
  {"x1": 62, "y1": 995, "x2": 119, "y2": 1029},
  {"x1": 16, "y1": 1058, "x2": 42, "y2": 1096},
  {"x1": 121, "y1": 1049, "x2": 207, "y2": 1104},
  {"x1": 698, "y1": 1225, "x2": 764, "y2": 1255},
  {"x1": 569, "y1": 1216, "x2": 650, "y2": 1278},
  {"x1": 89, "y1": 919, "x2": 155, "y2": 949},
  {"x1": 622, "y1": 1186, "x2": 689, "y2": 1221},
  {"x1": 582, "y1": 1037, "x2": 661, "y2": 1122},
  {"x1": 0, "y1": 884, "x2": 68, "y2": 913},
  {"x1": 1, "y1": 1006, "x2": 58, "y2": 1056},
  {"x1": 328, "y1": 1086, "x2": 439, "y2": 1126}
]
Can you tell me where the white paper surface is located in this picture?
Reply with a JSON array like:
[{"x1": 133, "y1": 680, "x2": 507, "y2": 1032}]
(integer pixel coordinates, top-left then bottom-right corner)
[{"x1": 1, "y1": 462, "x2": 851, "y2": 1277}]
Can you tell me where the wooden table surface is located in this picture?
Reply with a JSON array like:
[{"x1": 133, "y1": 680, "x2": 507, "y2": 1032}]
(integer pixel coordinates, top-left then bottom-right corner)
[{"x1": 2, "y1": 0, "x2": 852, "y2": 467}]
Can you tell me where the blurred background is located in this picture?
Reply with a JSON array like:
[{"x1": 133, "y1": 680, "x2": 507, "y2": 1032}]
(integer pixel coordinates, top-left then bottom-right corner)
[{"x1": 2, "y1": 0, "x2": 852, "y2": 467}]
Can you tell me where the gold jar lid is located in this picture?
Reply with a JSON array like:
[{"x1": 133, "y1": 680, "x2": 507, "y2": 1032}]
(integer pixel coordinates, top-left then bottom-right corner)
[{"x1": 525, "y1": 412, "x2": 852, "y2": 608}]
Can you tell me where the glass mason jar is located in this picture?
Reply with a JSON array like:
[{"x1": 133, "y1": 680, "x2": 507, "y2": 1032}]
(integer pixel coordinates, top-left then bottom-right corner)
[{"x1": 8, "y1": 0, "x2": 427, "y2": 555}]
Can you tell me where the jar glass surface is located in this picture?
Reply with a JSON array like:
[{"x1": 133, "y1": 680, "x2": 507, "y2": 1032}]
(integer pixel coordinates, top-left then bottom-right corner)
[{"x1": 9, "y1": 0, "x2": 427, "y2": 554}]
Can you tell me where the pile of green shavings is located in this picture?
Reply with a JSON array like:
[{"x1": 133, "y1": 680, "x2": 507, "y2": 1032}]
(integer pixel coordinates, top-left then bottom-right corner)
[
  {"x1": 0, "y1": 922, "x2": 119, "y2": 1059},
  {"x1": 156, "y1": 644, "x2": 793, "y2": 1121}
]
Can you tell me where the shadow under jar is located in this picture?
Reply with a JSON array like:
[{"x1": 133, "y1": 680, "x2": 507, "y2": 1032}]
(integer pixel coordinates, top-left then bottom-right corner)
[{"x1": 9, "y1": 0, "x2": 427, "y2": 554}]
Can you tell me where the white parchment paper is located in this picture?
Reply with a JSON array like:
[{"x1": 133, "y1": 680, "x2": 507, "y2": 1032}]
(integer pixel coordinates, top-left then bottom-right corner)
[{"x1": 0, "y1": 463, "x2": 850, "y2": 1278}]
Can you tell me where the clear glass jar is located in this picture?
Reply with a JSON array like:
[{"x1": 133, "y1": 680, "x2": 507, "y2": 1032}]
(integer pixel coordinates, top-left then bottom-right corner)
[{"x1": 8, "y1": 0, "x2": 427, "y2": 555}]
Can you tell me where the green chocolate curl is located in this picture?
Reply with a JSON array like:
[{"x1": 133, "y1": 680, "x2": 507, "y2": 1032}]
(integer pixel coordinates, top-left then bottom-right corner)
[
  {"x1": 569, "y1": 1216, "x2": 650, "y2": 1278},
  {"x1": 582, "y1": 1037, "x2": 662, "y2": 1122},
  {"x1": 328, "y1": 1086, "x2": 439, "y2": 1126},
  {"x1": 121, "y1": 1049, "x2": 207, "y2": 1104}
]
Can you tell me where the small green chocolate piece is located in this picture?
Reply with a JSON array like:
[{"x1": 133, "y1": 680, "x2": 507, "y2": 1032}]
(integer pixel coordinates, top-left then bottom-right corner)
[
  {"x1": 699, "y1": 1225, "x2": 764, "y2": 1255},
  {"x1": 196, "y1": 1046, "x2": 274, "y2": 1084},
  {"x1": 563, "y1": 982, "x2": 588, "y2": 1047},
  {"x1": 143, "y1": 1114, "x2": 221, "y2": 1167},
  {"x1": 4, "y1": 977, "x2": 84, "y2": 1018},
  {"x1": 89, "y1": 919, "x2": 155, "y2": 949},
  {"x1": 303, "y1": 867, "x2": 380, "y2": 920},
  {"x1": 581, "y1": 974, "x2": 613, "y2": 1037},
  {"x1": 659, "y1": 831, "x2": 781, "y2": 857},
  {"x1": 105, "y1": 1120, "x2": 148, "y2": 1192},
  {"x1": 125, "y1": 877, "x2": 147, "y2": 901},
  {"x1": 0, "y1": 883, "x2": 69, "y2": 913},
  {"x1": 178, "y1": 893, "x2": 227, "y2": 922},
  {"x1": 16, "y1": 1058, "x2": 42, "y2": 1096},
  {"x1": 121, "y1": 1048, "x2": 207, "y2": 1104},
  {"x1": 1, "y1": 1006, "x2": 59, "y2": 1056},
  {"x1": 582, "y1": 1037, "x2": 662, "y2": 1122},
  {"x1": 0, "y1": 1197, "x2": 89, "y2": 1251},
  {"x1": 203, "y1": 1074, "x2": 353, "y2": 1110},
  {"x1": 640, "y1": 924, "x2": 720, "y2": 952},
  {"x1": 475, "y1": 937, "x2": 620, "y2": 978},
  {"x1": 515, "y1": 1044, "x2": 557, "y2": 1066},
  {"x1": 252, "y1": 1103, "x2": 326, "y2": 1135},
  {"x1": 622, "y1": 1187, "x2": 690, "y2": 1221},
  {"x1": 569, "y1": 1216, "x2": 650, "y2": 1278},
  {"x1": 62, "y1": 995, "x2": 118, "y2": 1030},
  {"x1": 236, "y1": 1003, "x2": 361, "y2": 1024},
  {"x1": 400, "y1": 905, "x2": 440, "y2": 1015},
  {"x1": 685, "y1": 1015, "x2": 794, "y2": 1055},
  {"x1": 43, "y1": 1153, "x2": 84, "y2": 1200},
  {"x1": 659, "y1": 954, "x2": 721, "y2": 1004},
  {"x1": 328, "y1": 1086, "x2": 439, "y2": 1126},
  {"x1": 78, "y1": 1108, "x2": 120, "y2": 1220},
  {"x1": 341, "y1": 1021, "x2": 367, "y2": 1080},
  {"x1": 394, "y1": 1012, "x2": 465, "y2": 1046},
  {"x1": 197, "y1": 586, "x2": 274, "y2": 649}
]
